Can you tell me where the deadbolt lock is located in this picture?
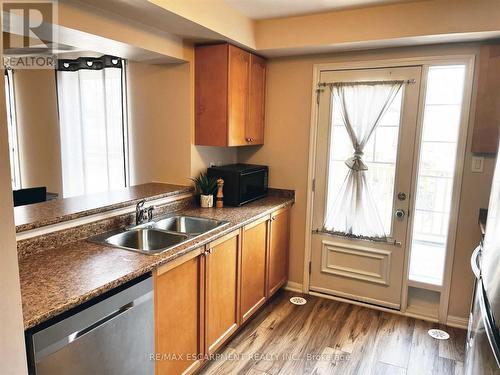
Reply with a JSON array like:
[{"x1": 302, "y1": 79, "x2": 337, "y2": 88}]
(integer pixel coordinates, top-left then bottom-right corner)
[
  {"x1": 395, "y1": 209, "x2": 406, "y2": 220},
  {"x1": 397, "y1": 192, "x2": 407, "y2": 201}
]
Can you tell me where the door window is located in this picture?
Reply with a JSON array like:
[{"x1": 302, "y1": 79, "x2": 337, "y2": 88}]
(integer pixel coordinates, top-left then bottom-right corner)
[{"x1": 326, "y1": 89, "x2": 403, "y2": 236}]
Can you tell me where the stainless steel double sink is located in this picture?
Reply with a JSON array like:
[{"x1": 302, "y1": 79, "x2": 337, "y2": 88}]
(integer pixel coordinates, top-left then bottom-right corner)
[{"x1": 89, "y1": 215, "x2": 229, "y2": 255}]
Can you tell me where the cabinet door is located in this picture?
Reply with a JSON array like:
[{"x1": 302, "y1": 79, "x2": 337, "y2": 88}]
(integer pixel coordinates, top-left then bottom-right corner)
[
  {"x1": 155, "y1": 252, "x2": 204, "y2": 375},
  {"x1": 472, "y1": 44, "x2": 500, "y2": 153},
  {"x1": 267, "y1": 208, "x2": 290, "y2": 296},
  {"x1": 205, "y1": 230, "x2": 240, "y2": 354},
  {"x1": 246, "y1": 54, "x2": 266, "y2": 145},
  {"x1": 195, "y1": 44, "x2": 229, "y2": 146},
  {"x1": 227, "y1": 45, "x2": 250, "y2": 146},
  {"x1": 240, "y1": 216, "x2": 268, "y2": 322}
]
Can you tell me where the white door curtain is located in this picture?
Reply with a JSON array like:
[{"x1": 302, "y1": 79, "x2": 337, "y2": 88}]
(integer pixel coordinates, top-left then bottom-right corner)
[{"x1": 323, "y1": 80, "x2": 404, "y2": 239}]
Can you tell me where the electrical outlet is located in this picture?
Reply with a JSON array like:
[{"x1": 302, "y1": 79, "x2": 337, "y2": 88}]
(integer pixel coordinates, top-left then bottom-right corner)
[{"x1": 471, "y1": 156, "x2": 484, "y2": 173}]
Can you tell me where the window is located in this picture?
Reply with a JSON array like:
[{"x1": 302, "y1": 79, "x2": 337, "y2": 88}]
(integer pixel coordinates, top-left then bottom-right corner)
[
  {"x1": 4, "y1": 68, "x2": 21, "y2": 190},
  {"x1": 56, "y1": 56, "x2": 128, "y2": 198},
  {"x1": 408, "y1": 65, "x2": 467, "y2": 285},
  {"x1": 326, "y1": 88, "x2": 403, "y2": 236}
]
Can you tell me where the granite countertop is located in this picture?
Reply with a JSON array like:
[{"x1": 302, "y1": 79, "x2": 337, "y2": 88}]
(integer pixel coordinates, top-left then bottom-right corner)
[
  {"x1": 20, "y1": 195, "x2": 293, "y2": 329},
  {"x1": 15, "y1": 183, "x2": 192, "y2": 233}
]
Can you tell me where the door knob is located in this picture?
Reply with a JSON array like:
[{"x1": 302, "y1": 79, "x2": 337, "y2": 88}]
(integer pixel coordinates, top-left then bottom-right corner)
[{"x1": 395, "y1": 209, "x2": 405, "y2": 220}]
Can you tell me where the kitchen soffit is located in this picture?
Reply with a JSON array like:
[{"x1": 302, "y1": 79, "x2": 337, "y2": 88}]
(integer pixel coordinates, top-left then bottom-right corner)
[{"x1": 224, "y1": 0, "x2": 419, "y2": 20}]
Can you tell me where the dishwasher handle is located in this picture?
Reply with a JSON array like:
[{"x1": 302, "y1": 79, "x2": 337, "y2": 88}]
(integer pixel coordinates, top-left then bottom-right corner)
[{"x1": 69, "y1": 299, "x2": 134, "y2": 343}]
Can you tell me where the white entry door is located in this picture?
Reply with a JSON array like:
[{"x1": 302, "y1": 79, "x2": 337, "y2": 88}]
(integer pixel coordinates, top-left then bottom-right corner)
[{"x1": 310, "y1": 66, "x2": 422, "y2": 309}]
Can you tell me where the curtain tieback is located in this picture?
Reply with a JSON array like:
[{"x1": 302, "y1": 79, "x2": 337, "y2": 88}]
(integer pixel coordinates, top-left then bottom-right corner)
[{"x1": 345, "y1": 150, "x2": 368, "y2": 171}]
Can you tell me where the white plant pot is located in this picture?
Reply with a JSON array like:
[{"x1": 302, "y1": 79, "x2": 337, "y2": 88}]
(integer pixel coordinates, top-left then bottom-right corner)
[{"x1": 200, "y1": 194, "x2": 213, "y2": 208}]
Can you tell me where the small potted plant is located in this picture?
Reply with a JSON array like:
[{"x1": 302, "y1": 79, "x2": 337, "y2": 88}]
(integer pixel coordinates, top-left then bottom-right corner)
[{"x1": 191, "y1": 172, "x2": 217, "y2": 208}]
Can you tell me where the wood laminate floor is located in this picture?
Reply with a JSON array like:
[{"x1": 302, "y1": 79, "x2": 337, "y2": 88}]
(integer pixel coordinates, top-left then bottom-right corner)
[{"x1": 199, "y1": 291, "x2": 466, "y2": 375}]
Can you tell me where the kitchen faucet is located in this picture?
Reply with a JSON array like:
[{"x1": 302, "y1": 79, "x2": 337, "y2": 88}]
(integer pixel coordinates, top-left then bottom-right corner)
[{"x1": 135, "y1": 199, "x2": 154, "y2": 226}]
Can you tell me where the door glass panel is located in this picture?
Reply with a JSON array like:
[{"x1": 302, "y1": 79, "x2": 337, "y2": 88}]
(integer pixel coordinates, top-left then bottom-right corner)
[
  {"x1": 409, "y1": 65, "x2": 466, "y2": 285},
  {"x1": 326, "y1": 89, "x2": 403, "y2": 235}
]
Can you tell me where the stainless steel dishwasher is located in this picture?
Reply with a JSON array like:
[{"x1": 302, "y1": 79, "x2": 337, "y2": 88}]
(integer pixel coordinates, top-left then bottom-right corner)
[{"x1": 26, "y1": 275, "x2": 154, "y2": 375}]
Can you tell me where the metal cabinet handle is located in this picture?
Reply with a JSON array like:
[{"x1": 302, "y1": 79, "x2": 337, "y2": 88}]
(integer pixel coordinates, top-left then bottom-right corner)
[
  {"x1": 204, "y1": 248, "x2": 213, "y2": 256},
  {"x1": 271, "y1": 216, "x2": 276, "y2": 221},
  {"x1": 471, "y1": 245, "x2": 481, "y2": 279}
]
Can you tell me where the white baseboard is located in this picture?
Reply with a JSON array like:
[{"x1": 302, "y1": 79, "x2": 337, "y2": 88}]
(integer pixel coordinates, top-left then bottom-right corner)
[
  {"x1": 283, "y1": 285, "x2": 470, "y2": 330},
  {"x1": 283, "y1": 281, "x2": 303, "y2": 293},
  {"x1": 446, "y1": 315, "x2": 469, "y2": 329}
]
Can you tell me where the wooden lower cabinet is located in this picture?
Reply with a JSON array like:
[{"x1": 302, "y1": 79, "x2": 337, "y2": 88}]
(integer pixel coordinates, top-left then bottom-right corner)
[
  {"x1": 204, "y1": 230, "x2": 241, "y2": 355},
  {"x1": 155, "y1": 251, "x2": 204, "y2": 375},
  {"x1": 267, "y1": 207, "x2": 290, "y2": 296},
  {"x1": 154, "y1": 207, "x2": 290, "y2": 374},
  {"x1": 240, "y1": 216, "x2": 269, "y2": 322}
]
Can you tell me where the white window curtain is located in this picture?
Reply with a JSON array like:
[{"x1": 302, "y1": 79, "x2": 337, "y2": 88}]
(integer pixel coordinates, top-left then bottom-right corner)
[
  {"x1": 323, "y1": 81, "x2": 403, "y2": 238},
  {"x1": 57, "y1": 57, "x2": 126, "y2": 198}
]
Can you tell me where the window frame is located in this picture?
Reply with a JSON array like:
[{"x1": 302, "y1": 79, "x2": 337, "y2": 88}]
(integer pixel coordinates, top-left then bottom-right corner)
[{"x1": 4, "y1": 68, "x2": 22, "y2": 190}]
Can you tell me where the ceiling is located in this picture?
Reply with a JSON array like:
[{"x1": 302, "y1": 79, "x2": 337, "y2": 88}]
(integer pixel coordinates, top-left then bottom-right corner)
[{"x1": 224, "y1": 0, "x2": 417, "y2": 20}]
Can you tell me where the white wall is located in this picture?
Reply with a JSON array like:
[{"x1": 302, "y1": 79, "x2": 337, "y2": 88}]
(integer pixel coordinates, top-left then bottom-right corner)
[
  {"x1": 14, "y1": 69, "x2": 62, "y2": 194},
  {"x1": 0, "y1": 65, "x2": 28, "y2": 374},
  {"x1": 127, "y1": 61, "x2": 192, "y2": 185}
]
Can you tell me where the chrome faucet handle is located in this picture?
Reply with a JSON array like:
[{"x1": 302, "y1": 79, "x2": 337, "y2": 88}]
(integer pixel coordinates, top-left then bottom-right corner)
[{"x1": 147, "y1": 206, "x2": 155, "y2": 222}]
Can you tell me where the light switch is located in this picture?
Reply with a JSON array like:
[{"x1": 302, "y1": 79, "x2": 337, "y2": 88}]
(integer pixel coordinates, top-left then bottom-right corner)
[{"x1": 471, "y1": 156, "x2": 484, "y2": 173}]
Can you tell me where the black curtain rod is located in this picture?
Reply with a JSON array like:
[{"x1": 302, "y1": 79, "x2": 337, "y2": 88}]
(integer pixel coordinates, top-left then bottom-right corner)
[{"x1": 57, "y1": 55, "x2": 122, "y2": 72}]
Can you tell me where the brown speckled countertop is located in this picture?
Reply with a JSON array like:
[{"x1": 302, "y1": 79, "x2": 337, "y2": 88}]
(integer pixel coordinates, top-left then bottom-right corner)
[
  {"x1": 20, "y1": 195, "x2": 293, "y2": 329},
  {"x1": 15, "y1": 183, "x2": 192, "y2": 233}
]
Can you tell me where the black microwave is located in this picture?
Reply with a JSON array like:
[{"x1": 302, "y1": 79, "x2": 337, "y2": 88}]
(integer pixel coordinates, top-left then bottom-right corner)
[{"x1": 207, "y1": 164, "x2": 268, "y2": 206}]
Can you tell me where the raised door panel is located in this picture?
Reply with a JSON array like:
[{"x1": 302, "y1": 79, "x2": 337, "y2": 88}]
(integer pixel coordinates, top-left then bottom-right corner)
[
  {"x1": 227, "y1": 45, "x2": 250, "y2": 146},
  {"x1": 240, "y1": 217, "x2": 268, "y2": 322},
  {"x1": 205, "y1": 230, "x2": 240, "y2": 354},
  {"x1": 267, "y1": 208, "x2": 290, "y2": 296},
  {"x1": 472, "y1": 44, "x2": 500, "y2": 154},
  {"x1": 195, "y1": 44, "x2": 228, "y2": 146},
  {"x1": 246, "y1": 54, "x2": 266, "y2": 145},
  {"x1": 155, "y1": 255, "x2": 203, "y2": 375}
]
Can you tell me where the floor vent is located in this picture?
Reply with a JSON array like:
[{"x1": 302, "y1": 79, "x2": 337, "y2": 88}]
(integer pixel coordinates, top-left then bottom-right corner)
[
  {"x1": 428, "y1": 329, "x2": 450, "y2": 340},
  {"x1": 290, "y1": 296, "x2": 307, "y2": 306}
]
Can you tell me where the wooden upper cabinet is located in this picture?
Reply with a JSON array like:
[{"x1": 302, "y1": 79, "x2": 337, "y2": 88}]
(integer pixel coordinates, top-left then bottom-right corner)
[
  {"x1": 155, "y1": 252, "x2": 204, "y2": 375},
  {"x1": 472, "y1": 44, "x2": 500, "y2": 154},
  {"x1": 204, "y1": 230, "x2": 241, "y2": 355},
  {"x1": 195, "y1": 43, "x2": 266, "y2": 147},
  {"x1": 246, "y1": 54, "x2": 266, "y2": 145},
  {"x1": 267, "y1": 207, "x2": 290, "y2": 297},
  {"x1": 227, "y1": 45, "x2": 250, "y2": 146},
  {"x1": 240, "y1": 216, "x2": 268, "y2": 323}
]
